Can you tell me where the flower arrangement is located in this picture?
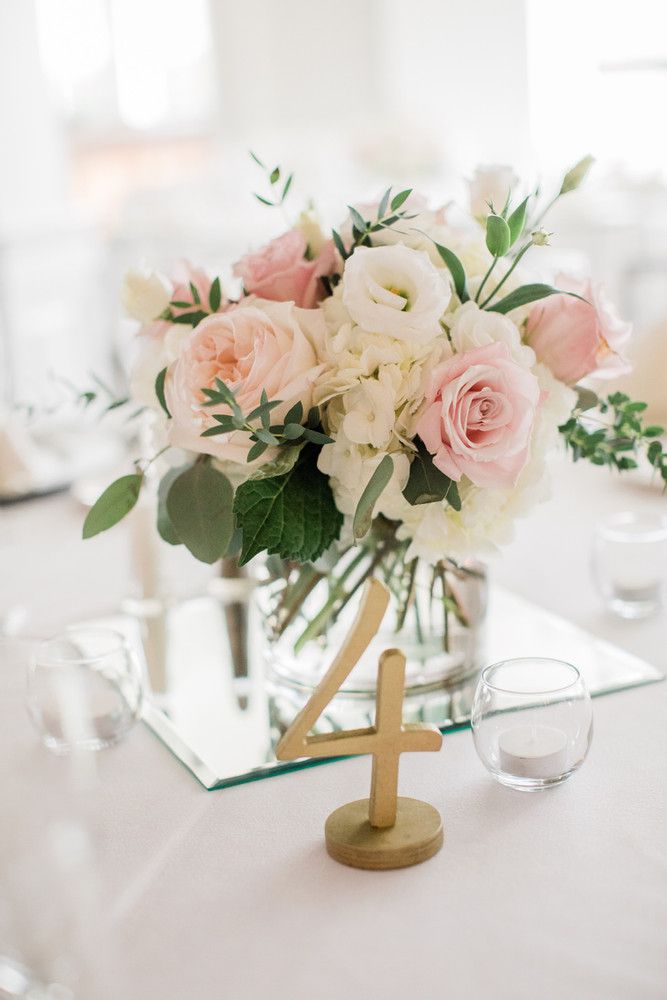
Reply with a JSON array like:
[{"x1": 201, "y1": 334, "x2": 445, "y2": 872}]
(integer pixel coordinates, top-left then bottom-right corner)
[{"x1": 84, "y1": 155, "x2": 665, "y2": 649}]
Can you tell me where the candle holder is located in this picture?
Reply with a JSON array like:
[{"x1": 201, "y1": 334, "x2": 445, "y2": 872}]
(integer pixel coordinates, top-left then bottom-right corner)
[{"x1": 471, "y1": 657, "x2": 593, "y2": 791}]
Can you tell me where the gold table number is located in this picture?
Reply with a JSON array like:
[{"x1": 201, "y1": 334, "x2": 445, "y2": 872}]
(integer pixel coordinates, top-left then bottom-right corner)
[{"x1": 277, "y1": 578, "x2": 444, "y2": 870}]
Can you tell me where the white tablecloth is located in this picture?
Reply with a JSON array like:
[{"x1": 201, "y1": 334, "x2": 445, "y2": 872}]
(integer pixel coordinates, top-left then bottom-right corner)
[{"x1": 1, "y1": 457, "x2": 666, "y2": 999}]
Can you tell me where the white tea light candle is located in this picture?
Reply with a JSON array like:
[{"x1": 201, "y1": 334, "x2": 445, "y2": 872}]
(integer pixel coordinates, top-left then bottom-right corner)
[{"x1": 498, "y1": 724, "x2": 567, "y2": 779}]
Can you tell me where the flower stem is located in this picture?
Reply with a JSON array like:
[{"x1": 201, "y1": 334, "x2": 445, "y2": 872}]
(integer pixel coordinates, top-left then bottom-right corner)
[
  {"x1": 479, "y1": 240, "x2": 532, "y2": 309},
  {"x1": 474, "y1": 256, "x2": 499, "y2": 304}
]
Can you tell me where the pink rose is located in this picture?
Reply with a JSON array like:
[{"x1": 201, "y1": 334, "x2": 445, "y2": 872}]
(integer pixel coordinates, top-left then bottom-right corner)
[
  {"x1": 526, "y1": 276, "x2": 631, "y2": 384},
  {"x1": 416, "y1": 342, "x2": 541, "y2": 490},
  {"x1": 165, "y1": 299, "x2": 321, "y2": 467},
  {"x1": 233, "y1": 230, "x2": 335, "y2": 309}
]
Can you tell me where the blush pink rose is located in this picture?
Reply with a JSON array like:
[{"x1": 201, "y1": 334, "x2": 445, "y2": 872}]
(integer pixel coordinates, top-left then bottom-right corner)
[
  {"x1": 141, "y1": 260, "x2": 219, "y2": 340},
  {"x1": 526, "y1": 276, "x2": 631, "y2": 384},
  {"x1": 165, "y1": 299, "x2": 321, "y2": 467},
  {"x1": 233, "y1": 230, "x2": 335, "y2": 309},
  {"x1": 416, "y1": 342, "x2": 541, "y2": 490}
]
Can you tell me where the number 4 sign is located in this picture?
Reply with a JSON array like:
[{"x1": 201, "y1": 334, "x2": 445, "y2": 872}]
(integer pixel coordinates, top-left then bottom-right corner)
[{"x1": 277, "y1": 578, "x2": 444, "y2": 870}]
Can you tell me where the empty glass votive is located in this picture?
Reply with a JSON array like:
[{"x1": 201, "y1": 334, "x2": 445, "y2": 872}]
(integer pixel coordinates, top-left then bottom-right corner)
[{"x1": 592, "y1": 512, "x2": 667, "y2": 619}]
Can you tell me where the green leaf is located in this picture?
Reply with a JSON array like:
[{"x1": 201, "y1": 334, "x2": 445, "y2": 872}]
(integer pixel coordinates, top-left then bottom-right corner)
[
  {"x1": 154, "y1": 367, "x2": 171, "y2": 419},
  {"x1": 332, "y1": 229, "x2": 347, "y2": 260},
  {"x1": 282, "y1": 423, "x2": 305, "y2": 440},
  {"x1": 488, "y1": 284, "x2": 564, "y2": 315},
  {"x1": 403, "y1": 441, "x2": 462, "y2": 510},
  {"x1": 643, "y1": 426, "x2": 664, "y2": 438},
  {"x1": 189, "y1": 281, "x2": 201, "y2": 304},
  {"x1": 434, "y1": 243, "x2": 469, "y2": 303},
  {"x1": 209, "y1": 277, "x2": 222, "y2": 312},
  {"x1": 246, "y1": 396, "x2": 283, "y2": 424},
  {"x1": 83, "y1": 474, "x2": 143, "y2": 539},
  {"x1": 249, "y1": 150, "x2": 265, "y2": 168},
  {"x1": 254, "y1": 194, "x2": 274, "y2": 207},
  {"x1": 253, "y1": 428, "x2": 279, "y2": 446},
  {"x1": 302, "y1": 428, "x2": 334, "y2": 445},
  {"x1": 377, "y1": 187, "x2": 392, "y2": 218},
  {"x1": 247, "y1": 440, "x2": 269, "y2": 463},
  {"x1": 170, "y1": 300, "x2": 193, "y2": 308},
  {"x1": 485, "y1": 214, "x2": 511, "y2": 257},
  {"x1": 233, "y1": 446, "x2": 342, "y2": 565},
  {"x1": 352, "y1": 455, "x2": 393, "y2": 540},
  {"x1": 648, "y1": 441, "x2": 663, "y2": 465},
  {"x1": 507, "y1": 196, "x2": 529, "y2": 247},
  {"x1": 348, "y1": 205, "x2": 367, "y2": 234},
  {"x1": 171, "y1": 310, "x2": 209, "y2": 326},
  {"x1": 281, "y1": 173, "x2": 293, "y2": 201},
  {"x1": 157, "y1": 464, "x2": 190, "y2": 545},
  {"x1": 574, "y1": 386, "x2": 599, "y2": 412},
  {"x1": 391, "y1": 188, "x2": 412, "y2": 211},
  {"x1": 269, "y1": 166, "x2": 280, "y2": 184},
  {"x1": 284, "y1": 401, "x2": 303, "y2": 425},
  {"x1": 166, "y1": 462, "x2": 234, "y2": 564}
]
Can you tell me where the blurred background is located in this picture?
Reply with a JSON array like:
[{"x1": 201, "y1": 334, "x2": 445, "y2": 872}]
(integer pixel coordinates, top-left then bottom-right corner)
[{"x1": 1, "y1": 0, "x2": 667, "y2": 611}]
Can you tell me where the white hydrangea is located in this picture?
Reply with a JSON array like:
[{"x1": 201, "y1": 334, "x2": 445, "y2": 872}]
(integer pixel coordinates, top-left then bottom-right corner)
[{"x1": 317, "y1": 433, "x2": 410, "y2": 520}]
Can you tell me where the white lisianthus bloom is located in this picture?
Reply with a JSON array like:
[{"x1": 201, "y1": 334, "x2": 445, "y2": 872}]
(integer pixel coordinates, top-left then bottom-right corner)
[
  {"x1": 468, "y1": 165, "x2": 518, "y2": 220},
  {"x1": 342, "y1": 245, "x2": 451, "y2": 344},
  {"x1": 122, "y1": 266, "x2": 173, "y2": 322},
  {"x1": 450, "y1": 301, "x2": 536, "y2": 369}
]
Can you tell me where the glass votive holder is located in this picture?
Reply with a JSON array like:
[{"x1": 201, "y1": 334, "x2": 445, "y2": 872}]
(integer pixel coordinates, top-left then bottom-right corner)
[
  {"x1": 26, "y1": 628, "x2": 143, "y2": 753},
  {"x1": 592, "y1": 511, "x2": 667, "y2": 619},
  {"x1": 471, "y1": 657, "x2": 593, "y2": 791}
]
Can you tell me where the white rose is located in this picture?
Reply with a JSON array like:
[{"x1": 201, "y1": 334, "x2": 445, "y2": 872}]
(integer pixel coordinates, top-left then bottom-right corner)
[
  {"x1": 122, "y1": 267, "x2": 173, "y2": 322},
  {"x1": 342, "y1": 245, "x2": 451, "y2": 344},
  {"x1": 468, "y1": 165, "x2": 518, "y2": 220}
]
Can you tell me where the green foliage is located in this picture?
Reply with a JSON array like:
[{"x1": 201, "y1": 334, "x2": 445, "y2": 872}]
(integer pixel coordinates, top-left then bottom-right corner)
[
  {"x1": 82, "y1": 474, "x2": 143, "y2": 539},
  {"x1": 332, "y1": 189, "x2": 419, "y2": 260},
  {"x1": 485, "y1": 214, "x2": 511, "y2": 257},
  {"x1": 433, "y1": 242, "x2": 469, "y2": 302},
  {"x1": 353, "y1": 455, "x2": 394, "y2": 540},
  {"x1": 402, "y1": 440, "x2": 462, "y2": 510},
  {"x1": 560, "y1": 391, "x2": 666, "y2": 480},
  {"x1": 154, "y1": 368, "x2": 171, "y2": 418},
  {"x1": 487, "y1": 283, "x2": 583, "y2": 315},
  {"x1": 156, "y1": 464, "x2": 188, "y2": 545},
  {"x1": 166, "y1": 461, "x2": 234, "y2": 564},
  {"x1": 250, "y1": 151, "x2": 294, "y2": 208},
  {"x1": 233, "y1": 446, "x2": 343, "y2": 565},
  {"x1": 507, "y1": 197, "x2": 529, "y2": 247},
  {"x1": 199, "y1": 379, "x2": 332, "y2": 455}
]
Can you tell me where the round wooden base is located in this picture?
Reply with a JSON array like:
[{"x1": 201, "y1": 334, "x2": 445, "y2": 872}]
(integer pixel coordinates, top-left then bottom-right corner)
[{"x1": 325, "y1": 797, "x2": 443, "y2": 870}]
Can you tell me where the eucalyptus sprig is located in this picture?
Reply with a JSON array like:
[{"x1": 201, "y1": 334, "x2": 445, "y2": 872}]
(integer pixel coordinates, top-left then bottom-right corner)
[
  {"x1": 250, "y1": 151, "x2": 294, "y2": 208},
  {"x1": 332, "y1": 187, "x2": 417, "y2": 261},
  {"x1": 159, "y1": 277, "x2": 223, "y2": 329},
  {"x1": 200, "y1": 378, "x2": 332, "y2": 461},
  {"x1": 559, "y1": 389, "x2": 666, "y2": 483}
]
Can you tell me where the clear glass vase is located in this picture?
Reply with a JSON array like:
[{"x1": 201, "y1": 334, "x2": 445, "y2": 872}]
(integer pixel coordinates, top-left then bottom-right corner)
[{"x1": 256, "y1": 519, "x2": 488, "y2": 737}]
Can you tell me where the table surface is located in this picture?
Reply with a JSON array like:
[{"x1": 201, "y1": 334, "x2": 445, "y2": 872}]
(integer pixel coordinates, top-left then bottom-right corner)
[{"x1": 1, "y1": 455, "x2": 666, "y2": 1000}]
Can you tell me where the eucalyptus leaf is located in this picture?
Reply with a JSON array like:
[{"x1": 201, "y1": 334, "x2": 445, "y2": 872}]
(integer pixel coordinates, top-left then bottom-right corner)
[
  {"x1": 390, "y1": 188, "x2": 412, "y2": 211},
  {"x1": 157, "y1": 464, "x2": 190, "y2": 545},
  {"x1": 166, "y1": 462, "x2": 234, "y2": 564},
  {"x1": 247, "y1": 444, "x2": 303, "y2": 480},
  {"x1": 348, "y1": 205, "x2": 367, "y2": 234},
  {"x1": 82, "y1": 474, "x2": 143, "y2": 539},
  {"x1": 574, "y1": 386, "x2": 599, "y2": 412},
  {"x1": 352, "y1": 455, "x2": 393, "y2": 540},
  {"x1": 378, "y1": 187, "x2": 392, "y2": 218}
]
